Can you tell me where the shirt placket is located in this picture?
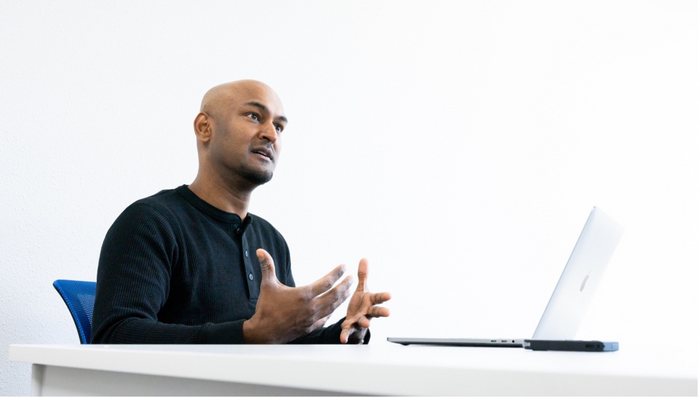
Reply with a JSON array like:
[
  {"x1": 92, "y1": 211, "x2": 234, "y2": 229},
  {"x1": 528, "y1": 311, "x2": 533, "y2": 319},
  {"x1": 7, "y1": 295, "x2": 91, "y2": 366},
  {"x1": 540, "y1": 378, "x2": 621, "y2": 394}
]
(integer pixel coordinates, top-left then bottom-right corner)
[{"x1": 239, "y1": 231, "x2": 259, "y2": 301}]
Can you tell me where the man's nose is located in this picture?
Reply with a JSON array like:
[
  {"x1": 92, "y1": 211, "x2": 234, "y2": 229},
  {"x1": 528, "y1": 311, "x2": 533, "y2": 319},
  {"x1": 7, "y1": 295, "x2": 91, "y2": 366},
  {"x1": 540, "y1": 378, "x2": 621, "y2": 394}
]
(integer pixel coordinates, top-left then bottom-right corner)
[{"x1": 259, "y1": 121, "x2": 278, "y2": 143}]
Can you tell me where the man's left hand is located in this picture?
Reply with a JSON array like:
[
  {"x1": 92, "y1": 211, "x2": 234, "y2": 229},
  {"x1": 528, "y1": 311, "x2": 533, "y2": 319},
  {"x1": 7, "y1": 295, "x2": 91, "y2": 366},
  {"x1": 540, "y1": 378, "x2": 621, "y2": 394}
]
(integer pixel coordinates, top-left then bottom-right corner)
[{"x1": 340, "y1": 258, "x2": 391, "y2": 344}]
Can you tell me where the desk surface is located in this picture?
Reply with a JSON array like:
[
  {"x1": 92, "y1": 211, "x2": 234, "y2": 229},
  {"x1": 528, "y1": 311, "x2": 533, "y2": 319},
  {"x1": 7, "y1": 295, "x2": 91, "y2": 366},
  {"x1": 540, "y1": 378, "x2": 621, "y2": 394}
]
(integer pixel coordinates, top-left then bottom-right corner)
[{"x1": 10, "y1": 342, "x2": 698, "y2": 396}]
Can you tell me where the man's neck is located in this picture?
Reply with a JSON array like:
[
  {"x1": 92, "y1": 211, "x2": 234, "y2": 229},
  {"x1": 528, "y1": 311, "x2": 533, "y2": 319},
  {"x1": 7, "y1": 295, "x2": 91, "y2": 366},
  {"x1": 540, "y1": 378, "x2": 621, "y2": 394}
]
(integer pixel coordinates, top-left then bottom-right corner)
[{"x1": 188, "y1": 175, "x2": 253, "y2": 219}]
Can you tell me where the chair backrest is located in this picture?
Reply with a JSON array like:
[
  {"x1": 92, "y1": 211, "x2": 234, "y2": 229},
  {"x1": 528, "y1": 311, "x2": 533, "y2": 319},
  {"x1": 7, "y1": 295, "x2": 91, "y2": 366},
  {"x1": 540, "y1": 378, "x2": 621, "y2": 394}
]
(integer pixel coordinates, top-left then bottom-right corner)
[{"x1": 53, "y1": 279, "x2": 96, "y2": 344}]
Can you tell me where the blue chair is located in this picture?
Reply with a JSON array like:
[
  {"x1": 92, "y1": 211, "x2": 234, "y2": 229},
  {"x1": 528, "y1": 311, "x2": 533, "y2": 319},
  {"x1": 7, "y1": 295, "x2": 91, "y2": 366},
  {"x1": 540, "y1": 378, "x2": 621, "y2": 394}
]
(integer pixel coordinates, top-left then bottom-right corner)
[{"x1": 53, "y1": 280, "x2": 96, "y2": 344}]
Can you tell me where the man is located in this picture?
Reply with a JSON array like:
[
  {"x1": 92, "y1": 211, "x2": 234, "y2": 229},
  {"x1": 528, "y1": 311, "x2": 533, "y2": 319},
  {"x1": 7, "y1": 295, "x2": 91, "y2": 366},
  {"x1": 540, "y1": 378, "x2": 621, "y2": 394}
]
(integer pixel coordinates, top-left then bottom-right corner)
[{"x1": 91, "y1": 80, "x2": 391, "y2": 344}]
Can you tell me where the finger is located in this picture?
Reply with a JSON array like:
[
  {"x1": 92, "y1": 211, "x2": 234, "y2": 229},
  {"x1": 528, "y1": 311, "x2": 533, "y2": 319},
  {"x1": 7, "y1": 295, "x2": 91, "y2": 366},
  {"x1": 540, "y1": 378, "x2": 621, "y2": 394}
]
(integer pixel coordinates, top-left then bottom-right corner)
[
  {"x1": 309, "y1": 314, "x2": 331, "y2": 331},
  {"x1": 320, "y1": 275, "x2": 354, "y2": 302},
  {"x1": 342, "y1": 312, "x2": 362, "y2": 329},
  {"x1": 316, "y1": 275, "x2": 354, "y2": 314},
  {"x1": 356, "y1": 258, "x2": 368, "y2": 292},
  {"x1": 340, "y1": 321, "x2": 367, "y2": 344},
  {"x1": 339, "y1": 327, "x2": 349, "y2": 344},
  {"x1": 342, "y1": 315, "x2": 369, "y2": 330},
  {"x1": 368, "y1": 291, "x2": 392, "y2": 304},
  {"x1": 357, "y1": 315, "x2": 371, "y2": 329},
  {"x1": 256, "y1": 249, "x2": 278, "y2": 283},
  {"x1": 367, "y1": 305, "x2": 391, "y2": 318},
  {"x1": 343, "y1": 303, "x2": 389, "y2": 328},
  {"x1": 308, "y1": 264, "x2": 346, "y2": 297},
  {"x1": 339, "y1": 322, "x2": 358, "y2": 344}
]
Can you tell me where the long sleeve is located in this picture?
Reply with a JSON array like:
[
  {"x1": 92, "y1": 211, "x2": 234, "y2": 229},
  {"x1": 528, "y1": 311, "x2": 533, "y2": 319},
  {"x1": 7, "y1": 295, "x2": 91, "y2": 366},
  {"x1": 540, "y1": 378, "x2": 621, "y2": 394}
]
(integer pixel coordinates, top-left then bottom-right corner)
[{"x1": 91, "y1": 202, "x2": 246, "y2": 344}]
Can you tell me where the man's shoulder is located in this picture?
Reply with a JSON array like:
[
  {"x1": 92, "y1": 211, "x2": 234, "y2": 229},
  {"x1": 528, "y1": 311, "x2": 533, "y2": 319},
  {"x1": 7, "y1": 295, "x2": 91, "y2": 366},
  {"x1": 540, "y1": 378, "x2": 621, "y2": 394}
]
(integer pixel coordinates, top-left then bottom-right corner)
[
  {"x1": 132, "y1": 186, "x2": 186, "y2": 208},
  {"x1": 117, "y1": 186, "x2": 191, "y2": 224},
  {"x1": 248, "y1": 212, "x2": 273, "y2": 228},
  {"x1": 247, "y1": 213, "x2": 287, "y2": 240}
]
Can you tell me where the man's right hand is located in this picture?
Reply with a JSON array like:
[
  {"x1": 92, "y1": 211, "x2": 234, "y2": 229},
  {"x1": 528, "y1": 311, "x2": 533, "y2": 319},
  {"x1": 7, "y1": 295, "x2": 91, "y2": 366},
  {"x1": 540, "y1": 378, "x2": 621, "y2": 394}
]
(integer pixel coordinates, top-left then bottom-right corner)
[{"x1": 242, "y1": 248, "x2": 354, "y2": 343}]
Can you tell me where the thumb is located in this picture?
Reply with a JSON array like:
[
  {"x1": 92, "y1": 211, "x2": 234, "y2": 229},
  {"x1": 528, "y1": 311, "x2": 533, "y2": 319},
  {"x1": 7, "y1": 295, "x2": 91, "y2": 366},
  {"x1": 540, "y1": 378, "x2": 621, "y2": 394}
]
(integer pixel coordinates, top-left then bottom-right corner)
[{"x1": 256, "y1": 248, "x2": 277, "y2": 282}]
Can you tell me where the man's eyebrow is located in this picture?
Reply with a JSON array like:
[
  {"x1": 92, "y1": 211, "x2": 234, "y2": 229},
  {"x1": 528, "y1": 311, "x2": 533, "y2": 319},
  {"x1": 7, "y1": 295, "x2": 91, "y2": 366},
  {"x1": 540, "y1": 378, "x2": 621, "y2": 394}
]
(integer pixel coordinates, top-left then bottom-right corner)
[{"x1": 243, "y1": 101, "x2": 288, "y2": 123}]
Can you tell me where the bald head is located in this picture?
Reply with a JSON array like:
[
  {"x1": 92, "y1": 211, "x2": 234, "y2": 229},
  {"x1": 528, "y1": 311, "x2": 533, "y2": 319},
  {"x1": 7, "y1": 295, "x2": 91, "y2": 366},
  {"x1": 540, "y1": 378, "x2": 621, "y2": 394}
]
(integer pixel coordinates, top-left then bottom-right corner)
[{"x1": 200, "y1": 80, "x2": 283, "y2": 119}]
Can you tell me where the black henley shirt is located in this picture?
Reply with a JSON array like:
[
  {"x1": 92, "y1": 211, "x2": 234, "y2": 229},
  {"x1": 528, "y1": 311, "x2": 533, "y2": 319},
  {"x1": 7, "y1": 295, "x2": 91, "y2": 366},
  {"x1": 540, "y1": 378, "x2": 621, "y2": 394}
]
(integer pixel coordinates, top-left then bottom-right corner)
[{"x1": 91, "y1": 185, "x2": 348, "y2": 344}]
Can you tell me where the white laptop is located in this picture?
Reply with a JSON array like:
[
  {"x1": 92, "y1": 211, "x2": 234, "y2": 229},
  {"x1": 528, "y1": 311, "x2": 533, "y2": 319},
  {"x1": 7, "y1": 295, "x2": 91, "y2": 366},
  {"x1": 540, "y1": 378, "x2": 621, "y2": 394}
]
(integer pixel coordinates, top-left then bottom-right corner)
[{"x1": 388, "y1": 207, "x2": 624, "y2": 350}]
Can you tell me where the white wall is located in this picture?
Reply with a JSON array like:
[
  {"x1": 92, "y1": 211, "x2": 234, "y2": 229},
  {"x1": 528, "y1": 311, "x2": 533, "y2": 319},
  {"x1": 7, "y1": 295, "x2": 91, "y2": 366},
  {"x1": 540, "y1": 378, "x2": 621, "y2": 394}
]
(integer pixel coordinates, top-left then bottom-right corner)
[{"x1": 1, "y1": 0, "x2": 697, "y2": 395}]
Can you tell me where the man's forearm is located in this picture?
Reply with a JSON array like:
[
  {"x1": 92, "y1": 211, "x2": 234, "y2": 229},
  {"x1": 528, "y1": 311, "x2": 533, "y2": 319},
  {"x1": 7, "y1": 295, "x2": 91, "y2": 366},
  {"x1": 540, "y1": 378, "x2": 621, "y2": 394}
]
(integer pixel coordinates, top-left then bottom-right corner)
[{"x1": 92, "y1": 316, "x2": 247, "y2": 344}]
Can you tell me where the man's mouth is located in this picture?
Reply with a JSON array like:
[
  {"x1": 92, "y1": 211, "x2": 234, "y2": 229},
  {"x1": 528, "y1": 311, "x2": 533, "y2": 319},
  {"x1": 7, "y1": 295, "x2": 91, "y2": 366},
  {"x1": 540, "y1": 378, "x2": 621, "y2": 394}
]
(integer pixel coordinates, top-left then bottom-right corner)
[{"x1": 251, "y1": 147, "x2": 274, "y2": 161}]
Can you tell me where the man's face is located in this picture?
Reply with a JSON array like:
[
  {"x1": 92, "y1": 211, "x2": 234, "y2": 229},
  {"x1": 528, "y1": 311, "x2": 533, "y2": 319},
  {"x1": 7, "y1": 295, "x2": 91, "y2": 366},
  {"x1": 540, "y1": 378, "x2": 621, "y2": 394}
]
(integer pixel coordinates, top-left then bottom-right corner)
[{"x1": 207, "y1": 82, "x2": 287, "y2": 187}]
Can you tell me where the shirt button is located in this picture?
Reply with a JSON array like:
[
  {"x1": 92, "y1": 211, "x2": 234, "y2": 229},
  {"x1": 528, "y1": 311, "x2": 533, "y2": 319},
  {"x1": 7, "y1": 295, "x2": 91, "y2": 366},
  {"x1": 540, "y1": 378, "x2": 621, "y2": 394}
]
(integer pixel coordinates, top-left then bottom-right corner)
[
  {"x1": 245, "y1": 250, "x2": 249, "y2": 258},
  {"x1": 248, "y1": 273, "x2": 254, "y2": 281}
]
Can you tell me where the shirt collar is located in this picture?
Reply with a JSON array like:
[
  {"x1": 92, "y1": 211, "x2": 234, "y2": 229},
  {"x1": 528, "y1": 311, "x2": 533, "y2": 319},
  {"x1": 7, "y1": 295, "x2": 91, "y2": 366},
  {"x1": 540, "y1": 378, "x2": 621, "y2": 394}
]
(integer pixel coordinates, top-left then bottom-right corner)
[{"x1": 176, "y1": 184, "x2": 254, "y2": 229}]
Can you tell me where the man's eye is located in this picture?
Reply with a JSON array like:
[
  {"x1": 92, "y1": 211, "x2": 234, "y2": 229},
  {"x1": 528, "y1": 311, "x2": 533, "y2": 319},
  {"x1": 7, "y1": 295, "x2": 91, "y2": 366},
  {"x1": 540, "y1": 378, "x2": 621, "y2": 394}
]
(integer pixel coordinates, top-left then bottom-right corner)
[
  {"x1": 275, "y1": 125, "x2": 284, "y2": 133},
  {"x1": 247, "y1": 113, "x2": 260, "y2": 121}
]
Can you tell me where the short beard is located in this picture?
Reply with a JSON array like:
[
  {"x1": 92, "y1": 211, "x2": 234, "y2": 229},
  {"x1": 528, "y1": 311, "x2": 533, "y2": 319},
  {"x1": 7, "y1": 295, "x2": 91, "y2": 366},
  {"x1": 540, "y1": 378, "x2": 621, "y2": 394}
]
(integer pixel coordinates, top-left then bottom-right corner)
[{"x1": 238, "y1": 165, "x2": 274, "y2": 186}]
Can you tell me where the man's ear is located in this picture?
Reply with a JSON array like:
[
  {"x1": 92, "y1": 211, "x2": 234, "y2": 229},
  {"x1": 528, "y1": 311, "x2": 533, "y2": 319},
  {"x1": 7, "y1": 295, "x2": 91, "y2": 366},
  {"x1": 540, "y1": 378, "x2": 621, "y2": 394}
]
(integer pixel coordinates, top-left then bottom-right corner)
[{"x1": 193, "y1": 113, "x2": 213, "y2": 142}]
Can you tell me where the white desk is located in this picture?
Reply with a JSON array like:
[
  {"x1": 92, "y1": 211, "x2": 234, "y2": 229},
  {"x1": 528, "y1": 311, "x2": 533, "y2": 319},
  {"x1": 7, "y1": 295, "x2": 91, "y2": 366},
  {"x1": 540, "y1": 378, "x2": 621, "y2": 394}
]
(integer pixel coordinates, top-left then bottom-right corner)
[{"x1": 9, "y1": 343, "x2": 697, "y2": 396}]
